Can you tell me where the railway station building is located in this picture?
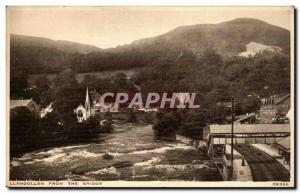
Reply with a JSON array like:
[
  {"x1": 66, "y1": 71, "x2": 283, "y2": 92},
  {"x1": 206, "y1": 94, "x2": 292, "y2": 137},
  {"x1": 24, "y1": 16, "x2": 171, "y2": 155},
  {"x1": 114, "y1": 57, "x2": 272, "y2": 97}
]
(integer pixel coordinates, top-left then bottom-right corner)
[{"x1": 204, "y1": 124, "x2": 291, "y2": 159}]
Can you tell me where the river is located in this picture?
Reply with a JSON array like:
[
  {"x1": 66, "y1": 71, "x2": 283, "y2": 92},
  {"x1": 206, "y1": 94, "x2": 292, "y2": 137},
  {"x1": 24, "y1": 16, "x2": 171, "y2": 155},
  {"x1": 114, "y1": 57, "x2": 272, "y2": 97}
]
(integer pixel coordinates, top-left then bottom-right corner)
[{"x1": 10, "y1": 123, "x2": 222, "y2": 181}]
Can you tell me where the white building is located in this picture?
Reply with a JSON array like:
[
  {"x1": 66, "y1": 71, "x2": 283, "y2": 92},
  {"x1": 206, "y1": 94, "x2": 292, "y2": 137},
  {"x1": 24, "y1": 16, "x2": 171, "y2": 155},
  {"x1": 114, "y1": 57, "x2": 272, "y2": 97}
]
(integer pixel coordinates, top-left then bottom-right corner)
[
  {"x1": 40, "y1": 102, "x2": 53, "y2": 118},
  {"x1": 239, "y1": 41, "x2": 282, "y2": 57},
  {"x1": 74, "y1": 88, "x2": 119, "y2": 122},
  {"x1": 74, "y1": 88, "x2": 91, "y2": 122}
]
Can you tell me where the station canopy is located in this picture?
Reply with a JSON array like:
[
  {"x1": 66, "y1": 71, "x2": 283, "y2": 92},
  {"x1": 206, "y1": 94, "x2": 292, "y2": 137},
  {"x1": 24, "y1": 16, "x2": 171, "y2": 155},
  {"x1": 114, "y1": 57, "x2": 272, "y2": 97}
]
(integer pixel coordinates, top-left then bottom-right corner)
[
  {"x1": 209, "y1": 124, "x2": 291, "y2": 135},
  {"x1": 277, "y1": 136, "x2": 291, "y2": 152}
]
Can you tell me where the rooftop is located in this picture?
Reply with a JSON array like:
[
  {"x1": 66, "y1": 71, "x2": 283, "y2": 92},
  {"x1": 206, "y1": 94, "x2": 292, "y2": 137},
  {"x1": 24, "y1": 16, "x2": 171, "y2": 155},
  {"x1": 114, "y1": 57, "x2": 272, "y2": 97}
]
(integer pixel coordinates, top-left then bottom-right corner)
[
  {"x1": 275, "y1": 93, "x2": 290, "y2": 105},
  {"x1": 10, "y1": 99, "x2": 33, "y2": 109},
  {"x1": 277, "y1": 136, "x2": 291, "y2": 151},
  {"x1": 209, "y1": 124, "x2": 291, "y2": 134}
]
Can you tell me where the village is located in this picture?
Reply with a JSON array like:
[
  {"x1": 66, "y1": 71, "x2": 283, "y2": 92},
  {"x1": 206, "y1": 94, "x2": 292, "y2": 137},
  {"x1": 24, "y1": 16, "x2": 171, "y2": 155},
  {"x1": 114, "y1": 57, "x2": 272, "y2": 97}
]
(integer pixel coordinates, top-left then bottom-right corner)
[
  {"x1": 7, "y1": 7, "x2": 294, "y2": 185},
  {"x1": 177, "y1": 92, "x2": 291, "y2": 181},
  {"x1": 10, "y1": 85, "x2": 291, "y2": 181}
]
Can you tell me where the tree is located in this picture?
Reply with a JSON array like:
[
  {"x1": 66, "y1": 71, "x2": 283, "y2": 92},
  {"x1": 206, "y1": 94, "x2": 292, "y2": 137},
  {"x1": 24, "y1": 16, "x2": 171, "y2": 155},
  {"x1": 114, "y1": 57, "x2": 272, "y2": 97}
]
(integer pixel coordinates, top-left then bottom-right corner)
[
  {"x1": 39, "y1": 112, "x2": 61, "y2": 134},
  {"x1": 10, "y1": 107, "x2": 40, "y2": 156},
  {"x1": 127, "y1": 109, "x2": 137, "y2": 123},
  {"x1": 198, "y1": 49, "x2": 223, "y2": 74},
  {"x1": 29, "y1": 76, "x2": 52, "y2": 106},
  {"x1": 52, "y1": 68, "x2": 81, "y2": 123},
  {"x1": 10, "y1": 68, "x2": 28, "y2": 99},
  {"x1": 153, "y1": 110, "x2": 182, "y2": 137},
  {"x1": 64, "y1": 115, "x2": 100, "y2": 143},
  {"x1": 179, "y1": 111, "x2": 207, "y2": 139},
  {"x1": 35, "y1": 76, "x2": 51, "y2": 90},
  {"x1": 113, "y1": 72, "x2": 137, "y2": 92},
  {"x1": 81, "y1": 75, "x2": 98, "y2": 89}
]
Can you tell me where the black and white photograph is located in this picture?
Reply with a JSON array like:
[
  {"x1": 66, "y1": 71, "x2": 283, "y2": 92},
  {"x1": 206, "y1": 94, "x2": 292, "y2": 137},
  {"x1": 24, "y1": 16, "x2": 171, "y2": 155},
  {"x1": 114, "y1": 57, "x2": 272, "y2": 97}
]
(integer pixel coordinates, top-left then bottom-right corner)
[{"x1": 6, "y1": 6, "x2": 294, "y2": 188}]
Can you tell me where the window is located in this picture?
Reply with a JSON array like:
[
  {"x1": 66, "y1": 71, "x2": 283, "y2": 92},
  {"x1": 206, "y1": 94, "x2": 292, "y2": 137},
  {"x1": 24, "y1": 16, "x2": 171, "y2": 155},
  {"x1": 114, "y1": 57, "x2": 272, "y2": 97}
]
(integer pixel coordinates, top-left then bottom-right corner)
[{"x1": 78, "y1": 110, "x2": 83, "y2": 117}]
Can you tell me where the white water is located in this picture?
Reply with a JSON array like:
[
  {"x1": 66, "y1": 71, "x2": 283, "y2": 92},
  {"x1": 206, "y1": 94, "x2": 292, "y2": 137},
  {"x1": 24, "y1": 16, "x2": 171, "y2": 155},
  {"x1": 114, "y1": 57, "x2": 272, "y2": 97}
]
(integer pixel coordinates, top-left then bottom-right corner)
[{"x1": 10, "y1": 124, "x2": 221, "y2": 181}]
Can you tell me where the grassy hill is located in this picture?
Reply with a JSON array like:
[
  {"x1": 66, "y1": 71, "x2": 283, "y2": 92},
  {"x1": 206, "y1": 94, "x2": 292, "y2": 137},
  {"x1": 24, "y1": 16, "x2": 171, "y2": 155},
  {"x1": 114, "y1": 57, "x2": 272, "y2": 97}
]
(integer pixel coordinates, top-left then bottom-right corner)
[
  {"x1": 10, "y1": 18, "x2": 290, "y2": 74},
  {"x1": 130, "y1": 18, "x2": 290, "y2": 56}
]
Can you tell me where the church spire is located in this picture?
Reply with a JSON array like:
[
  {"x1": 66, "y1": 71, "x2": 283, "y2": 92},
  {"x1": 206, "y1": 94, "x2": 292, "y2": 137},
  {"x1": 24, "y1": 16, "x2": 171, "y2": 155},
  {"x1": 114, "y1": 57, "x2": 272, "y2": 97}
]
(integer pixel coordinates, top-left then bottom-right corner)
[{"x1": 85, "y1": 87, "x2": 91, "y2": 118}]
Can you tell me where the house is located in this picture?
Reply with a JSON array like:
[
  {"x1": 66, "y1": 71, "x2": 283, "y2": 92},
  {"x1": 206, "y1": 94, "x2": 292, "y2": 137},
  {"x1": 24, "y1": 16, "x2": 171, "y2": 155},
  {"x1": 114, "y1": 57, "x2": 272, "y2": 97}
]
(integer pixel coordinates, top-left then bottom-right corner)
[
  {"x1": 133, "y1": 106, "x2": 158, "y2": 112},
  {"x1": 239, "y1": 41, "x2": 282, "y2": 57},
  {"x1": 40, "y1": 102, "x2": 53, "y2": 118},
  {"x1": 259, "y1": 93, "x2": 290, "y2": 123},
  {"x1": 101, "y1": 103, "x2": 119, "y2": 112},
  {"x1": 88, "y1": 89, "x2": 119, "y2": 113},
  {"x1": 10, "y1": 99, "x2": 40, "y2": 113}
]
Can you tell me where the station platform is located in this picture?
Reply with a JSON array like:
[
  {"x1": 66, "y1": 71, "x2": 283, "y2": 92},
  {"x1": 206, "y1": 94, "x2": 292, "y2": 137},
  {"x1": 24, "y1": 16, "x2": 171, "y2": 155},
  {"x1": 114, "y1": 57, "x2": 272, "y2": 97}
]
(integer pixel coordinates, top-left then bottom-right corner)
[{"x1": 225, "y1": 145, "x2": 253, "y2": 181}]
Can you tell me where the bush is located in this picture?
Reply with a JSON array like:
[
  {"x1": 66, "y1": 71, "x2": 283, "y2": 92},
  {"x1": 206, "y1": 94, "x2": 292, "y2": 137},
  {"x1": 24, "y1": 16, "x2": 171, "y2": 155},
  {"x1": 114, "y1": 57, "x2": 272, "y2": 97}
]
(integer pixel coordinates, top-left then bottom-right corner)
[
  {"x1": 178, "y1": 111, "x2": 207, "y2": 139},
  {"x1": 152, "y1": 111, "x2": 181, "y2": 137},
  {"x1": 10, "y1": 107, "x2": 40, "y2": 156},
  {"x1": 66, "y1": 116, "x2": 100, "y2": 142},
  {"x1": 10, "y1": 108, "x2": 64, "y2": 156},
  {"x1": 10, "y1": 102, "x2": 114, "y2": 156},
  {"x1": 152, "y1": 110, "x2": 207, "y2": 140}
]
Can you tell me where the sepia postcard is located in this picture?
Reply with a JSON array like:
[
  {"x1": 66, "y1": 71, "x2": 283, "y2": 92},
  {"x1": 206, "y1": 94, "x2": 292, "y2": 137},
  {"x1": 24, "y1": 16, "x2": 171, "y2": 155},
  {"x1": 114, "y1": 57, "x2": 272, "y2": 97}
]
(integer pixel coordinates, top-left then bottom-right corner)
[{"x1": 6, "y1": 6, "x2": 295, "y2": 188}]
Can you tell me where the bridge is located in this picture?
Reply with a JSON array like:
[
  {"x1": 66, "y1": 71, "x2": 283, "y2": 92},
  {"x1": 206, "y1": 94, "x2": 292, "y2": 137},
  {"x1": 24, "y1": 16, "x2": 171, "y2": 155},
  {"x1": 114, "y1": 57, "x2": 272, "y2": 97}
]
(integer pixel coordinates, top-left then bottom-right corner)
[
  {"x1": 204, "y1": 124, "x2": 290, "y2": 158},
  {"x1": 203, "y1": 124, "x2": 291, "y2": 181}
]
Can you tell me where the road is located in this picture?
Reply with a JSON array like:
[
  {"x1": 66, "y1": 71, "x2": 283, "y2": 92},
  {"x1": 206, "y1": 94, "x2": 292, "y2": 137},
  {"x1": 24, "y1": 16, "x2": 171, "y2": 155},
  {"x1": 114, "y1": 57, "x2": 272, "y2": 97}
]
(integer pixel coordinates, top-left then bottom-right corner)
[{"x1": 233, "y1": 144, "x2": 290, "y2": 181}]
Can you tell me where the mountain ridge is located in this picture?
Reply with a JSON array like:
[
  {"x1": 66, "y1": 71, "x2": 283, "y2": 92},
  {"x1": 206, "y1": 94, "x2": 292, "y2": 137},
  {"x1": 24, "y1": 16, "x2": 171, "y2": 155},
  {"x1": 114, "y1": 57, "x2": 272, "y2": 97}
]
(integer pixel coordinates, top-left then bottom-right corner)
[
  {"x1": 10, "y1": 18, "x2": 290, "y2": 74},
  {"x1": 10, "y1": 34, "x2": 102, "y2": 54},
  {"x1": 129, "y1": 18, "x2": 290, "y2": 56}
]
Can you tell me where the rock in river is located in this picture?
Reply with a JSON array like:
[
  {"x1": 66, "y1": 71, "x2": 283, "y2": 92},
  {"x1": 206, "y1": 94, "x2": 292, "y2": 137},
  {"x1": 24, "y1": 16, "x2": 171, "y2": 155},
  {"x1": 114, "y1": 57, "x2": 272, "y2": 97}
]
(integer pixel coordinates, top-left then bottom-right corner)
[{"x1": 112, "y1": 161, "x2": 133, "y2": 168}]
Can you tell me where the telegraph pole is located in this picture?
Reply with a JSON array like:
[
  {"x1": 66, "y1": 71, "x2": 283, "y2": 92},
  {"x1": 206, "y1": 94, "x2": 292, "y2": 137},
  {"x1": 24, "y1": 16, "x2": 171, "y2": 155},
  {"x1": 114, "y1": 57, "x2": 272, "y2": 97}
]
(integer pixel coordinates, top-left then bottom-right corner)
[{"x1": 231, "y1": 96, "x2": 235, "y2": 163}]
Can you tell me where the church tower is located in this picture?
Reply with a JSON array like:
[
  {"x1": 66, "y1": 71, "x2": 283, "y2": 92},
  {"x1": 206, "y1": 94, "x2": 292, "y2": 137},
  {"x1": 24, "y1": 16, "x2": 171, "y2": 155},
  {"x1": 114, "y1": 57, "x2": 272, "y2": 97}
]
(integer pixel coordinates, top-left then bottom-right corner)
[{"x1": 85, "y1": 87, "x2": 91, "y2": 118}]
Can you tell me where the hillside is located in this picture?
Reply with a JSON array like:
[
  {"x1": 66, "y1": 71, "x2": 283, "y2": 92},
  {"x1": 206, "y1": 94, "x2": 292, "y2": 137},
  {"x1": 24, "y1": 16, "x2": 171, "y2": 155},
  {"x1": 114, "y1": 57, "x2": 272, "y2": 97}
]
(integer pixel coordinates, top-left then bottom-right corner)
[
  {"x1": 130, "y1": 18, "x2": 290, "y2": 56},
  {"x1": 10, "y1": 34, "x2": 103, "y2": 74},
  {"x1": 11, "y1": 34, "x2": 102, "y2": 54},
  {"x1": 10, "y1": 18, "x2": 290, "y2": 74},
  {"x1": 10, "y1": 18, "x2": 291, "y2": 115}
]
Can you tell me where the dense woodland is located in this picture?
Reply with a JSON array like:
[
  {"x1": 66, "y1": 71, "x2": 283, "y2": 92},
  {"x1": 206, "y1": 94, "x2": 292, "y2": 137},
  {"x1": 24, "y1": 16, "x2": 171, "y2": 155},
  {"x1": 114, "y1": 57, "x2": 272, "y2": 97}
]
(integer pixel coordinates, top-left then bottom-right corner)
[
  {"x1": 11, "y1": 49, "x2": 290, "y2": 115},
  {"x1": 10, "y1": 48, "x2": 290, "y2": 147},
  {"x1": 10, "y1": 18, "x2": 291, "y2": 153}
]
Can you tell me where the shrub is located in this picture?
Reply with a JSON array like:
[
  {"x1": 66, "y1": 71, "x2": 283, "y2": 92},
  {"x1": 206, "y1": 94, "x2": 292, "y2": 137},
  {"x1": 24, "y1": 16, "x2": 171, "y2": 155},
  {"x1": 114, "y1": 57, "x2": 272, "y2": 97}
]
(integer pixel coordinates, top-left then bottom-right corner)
[{"x1": 152, "y1": 111, "x2": 181, "y2": 137}]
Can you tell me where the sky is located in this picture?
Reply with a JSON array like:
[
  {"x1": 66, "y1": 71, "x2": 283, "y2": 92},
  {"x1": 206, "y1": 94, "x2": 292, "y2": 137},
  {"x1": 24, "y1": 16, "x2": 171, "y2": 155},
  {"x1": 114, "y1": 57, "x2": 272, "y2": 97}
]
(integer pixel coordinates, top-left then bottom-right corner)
[{"x1": 7, "y1": 6, "x2": 293, "y2": 48}]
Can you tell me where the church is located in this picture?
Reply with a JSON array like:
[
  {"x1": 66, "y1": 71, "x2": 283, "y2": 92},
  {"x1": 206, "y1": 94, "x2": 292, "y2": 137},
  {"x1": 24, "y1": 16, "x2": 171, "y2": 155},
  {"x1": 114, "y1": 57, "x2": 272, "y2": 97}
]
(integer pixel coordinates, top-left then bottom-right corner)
[{"x1": 74, "y1": 88, "x2": 119, "y2": 122}]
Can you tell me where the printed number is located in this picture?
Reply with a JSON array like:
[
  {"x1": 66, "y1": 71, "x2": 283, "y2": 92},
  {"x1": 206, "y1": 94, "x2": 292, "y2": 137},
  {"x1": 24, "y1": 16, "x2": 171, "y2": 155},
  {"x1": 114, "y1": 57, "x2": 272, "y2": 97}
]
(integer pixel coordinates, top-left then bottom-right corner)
[{"x1": 273, "y1": 182, "x2": 289, "y2": 187}]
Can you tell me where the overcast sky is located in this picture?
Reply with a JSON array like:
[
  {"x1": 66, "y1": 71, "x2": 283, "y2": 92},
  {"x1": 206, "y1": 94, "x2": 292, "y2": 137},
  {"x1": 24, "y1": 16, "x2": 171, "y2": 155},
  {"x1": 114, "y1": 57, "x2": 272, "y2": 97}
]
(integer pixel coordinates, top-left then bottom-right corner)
[{"x1": 8, "y1": 7, "x2": 293, "y2": 48}]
